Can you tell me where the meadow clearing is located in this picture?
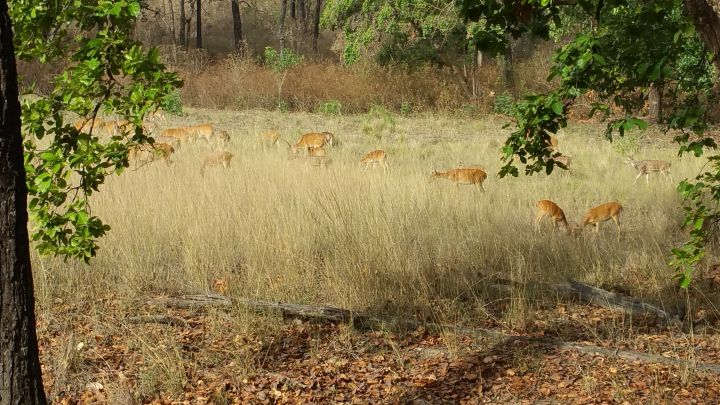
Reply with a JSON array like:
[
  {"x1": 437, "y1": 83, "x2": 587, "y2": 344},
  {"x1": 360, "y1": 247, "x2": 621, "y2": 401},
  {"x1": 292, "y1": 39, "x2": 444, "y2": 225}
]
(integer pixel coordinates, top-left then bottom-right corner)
[
  {"x1": 34, "y1": 108, "x2": 713, "y2": 322},
  {"x1": 32, "y1": 108, "x2": 720, "y2": 402}
]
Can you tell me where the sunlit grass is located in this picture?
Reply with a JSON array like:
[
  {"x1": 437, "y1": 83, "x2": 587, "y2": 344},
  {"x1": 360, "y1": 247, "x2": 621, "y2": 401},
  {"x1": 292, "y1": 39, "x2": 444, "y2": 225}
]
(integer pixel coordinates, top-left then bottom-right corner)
[{"x1": 32, "y1": 108, "x2": 711, "y2": 324}]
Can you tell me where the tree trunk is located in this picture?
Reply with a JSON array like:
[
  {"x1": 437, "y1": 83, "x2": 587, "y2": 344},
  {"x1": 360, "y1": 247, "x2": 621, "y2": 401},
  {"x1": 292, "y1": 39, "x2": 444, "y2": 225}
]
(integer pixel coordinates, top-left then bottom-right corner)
[
  {"x1": 0, "y1": 0, "x2": 47, "y2": 402},
  {"x1": 279, "y1": 0, "x2": 288, "y2": 50},
  {"x1": 313, "y1": 0, "x2": 321, "y2": 52},
  {"x1": 179, "y1": 0, "x2": 186, "y2": 46},
  {"x1": 231, "y1": 0, "x2": 243, "y2": 51},
  {"x1": 298, "y1": 0, "x2": 305, "y2": 21},
  {"x1": 196, "y1": 0, "x2": 202, "y2": 48},
  {"x1": 684, "y1": 0, "x2": 720, "y2": 70},
  {"x1": 647, "y1": 83, "x2": 662, "y2": 123},
  {"x1": 290, "y1": 0, "x2": 296, "y2": 20},
  {"x1": 167, "y1": 0, "x2": 176, "y2": 46},
  {"x1": 502, "y1": 41, "x2": 514, "y2": 90}
]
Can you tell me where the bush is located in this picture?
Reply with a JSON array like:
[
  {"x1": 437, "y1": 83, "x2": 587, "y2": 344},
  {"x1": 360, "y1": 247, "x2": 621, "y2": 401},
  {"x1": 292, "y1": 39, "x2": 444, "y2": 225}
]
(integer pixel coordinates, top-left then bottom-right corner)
[
  {"x1": 362, "y1": 105, "x2": 396, "y2": 142},
  {"x1": 163, "y1": 90, "x2": 183, "y2": 116},
  {"x1": 612, "y1": 133, "x2": 641, "y2": 157},
  {"x1": 493, "y1": 92, "x2": 515, "y2": 115},
  {"x1": 317, "y1": 100, "x2": 342, "y2": 116}
]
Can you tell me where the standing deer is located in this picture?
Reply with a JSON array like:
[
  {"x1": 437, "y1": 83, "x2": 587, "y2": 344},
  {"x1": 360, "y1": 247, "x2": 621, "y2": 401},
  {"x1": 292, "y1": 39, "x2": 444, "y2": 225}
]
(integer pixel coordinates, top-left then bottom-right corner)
[
  {"x1": 259, "y1": 130, "x2": 281, "y2": 149},
  {"x1": 535, "y1": 200, "x2": 571, "y2": 233},
  {"x1": 431, "y1": 167, "x2": 487, "y2": 190},
  {"x1": 291, "y1": 133, "x2": 328, "y2": 156},
  {"x1": 200, "y1": 151, "x2": 234, "y2": 175},
  {"x1": 624, "y1": 156, "x2": 672, "y2": 184}
]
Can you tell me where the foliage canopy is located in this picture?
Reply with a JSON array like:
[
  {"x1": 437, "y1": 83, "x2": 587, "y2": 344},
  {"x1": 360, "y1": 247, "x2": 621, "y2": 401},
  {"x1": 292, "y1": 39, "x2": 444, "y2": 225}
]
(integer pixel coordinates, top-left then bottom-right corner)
[{"x1": 11, "y1": 0, "x2": 182, "y2": 261}]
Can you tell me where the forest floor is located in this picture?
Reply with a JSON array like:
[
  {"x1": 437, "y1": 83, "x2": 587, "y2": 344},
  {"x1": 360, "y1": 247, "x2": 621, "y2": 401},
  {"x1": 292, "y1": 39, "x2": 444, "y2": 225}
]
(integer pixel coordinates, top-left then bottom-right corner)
[{"x1": 40, "y1": 297, "x2": 720, "y2": 404}]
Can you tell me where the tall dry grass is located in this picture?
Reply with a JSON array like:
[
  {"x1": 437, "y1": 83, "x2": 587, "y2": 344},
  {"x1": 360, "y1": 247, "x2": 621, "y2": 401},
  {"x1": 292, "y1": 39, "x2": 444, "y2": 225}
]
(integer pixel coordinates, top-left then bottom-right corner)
[{"x1": 31, "y1": 109, "x2": 716, "y2": 329}]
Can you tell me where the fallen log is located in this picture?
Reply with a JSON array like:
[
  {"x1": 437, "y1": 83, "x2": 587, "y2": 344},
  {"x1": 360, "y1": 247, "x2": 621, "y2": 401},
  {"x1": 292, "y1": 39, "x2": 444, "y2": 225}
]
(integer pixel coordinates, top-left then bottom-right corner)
[
  {"x1": 486, "y1": 278, "x2": 680, "y2": 326},
  {"x1": 146, "y1": 294, "x2": 720, "y2": 374}
]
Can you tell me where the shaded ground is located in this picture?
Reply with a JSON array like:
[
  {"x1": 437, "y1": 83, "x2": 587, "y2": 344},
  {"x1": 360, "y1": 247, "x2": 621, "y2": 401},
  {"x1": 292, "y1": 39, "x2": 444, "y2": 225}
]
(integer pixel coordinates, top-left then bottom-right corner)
[{"x1": 39, "y1": 298, "x2": 720, "y2": 404}]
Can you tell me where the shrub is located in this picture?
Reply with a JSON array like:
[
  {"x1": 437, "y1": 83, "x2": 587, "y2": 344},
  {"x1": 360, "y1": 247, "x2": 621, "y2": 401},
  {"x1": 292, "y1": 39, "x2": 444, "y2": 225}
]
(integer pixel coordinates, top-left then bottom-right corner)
[
  {"x1": 162, "y1": 90, "x2": 183, "y2": 116},
  {"x1": 493, "y1": 92, "x2": 515, "y2": 115},
  {"x1": 317, "y1": 100, "x2": 342, "y2": 116},
  {"x1": 612, "y1": 133, "x2": 641, "y2": 157},
  {"x1": 362, "y1": 105, "x2": 396, "y2": 142}
]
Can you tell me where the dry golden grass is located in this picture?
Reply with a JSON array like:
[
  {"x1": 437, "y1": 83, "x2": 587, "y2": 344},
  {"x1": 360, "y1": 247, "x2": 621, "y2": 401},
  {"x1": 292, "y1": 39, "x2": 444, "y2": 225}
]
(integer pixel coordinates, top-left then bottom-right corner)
[{"x1": 31, "y1": 108, "x2": 715, "y2": 325}]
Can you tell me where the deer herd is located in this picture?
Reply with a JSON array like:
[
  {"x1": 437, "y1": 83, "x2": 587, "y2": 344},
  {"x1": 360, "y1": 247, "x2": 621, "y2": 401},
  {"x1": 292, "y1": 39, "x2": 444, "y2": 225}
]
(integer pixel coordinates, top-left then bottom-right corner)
[{"x1": 75, "y1": 113, "x2": 673, "y2": 238}]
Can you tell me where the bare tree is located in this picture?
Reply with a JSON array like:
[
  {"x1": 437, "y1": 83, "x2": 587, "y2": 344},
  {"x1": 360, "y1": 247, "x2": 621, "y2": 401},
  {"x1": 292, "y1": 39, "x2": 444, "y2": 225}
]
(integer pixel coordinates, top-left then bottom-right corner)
[
  {"x1": 231, "y1": 0, "x2": 243, "y2": 51},
  {"x1": 279, "y1": 0, "x2": 288, "y2": 50},
  {"x1": 0, "y1": 0, "x2": 47, "y2": 401},
  {"x1": 312, "y1": 0, "x2": 321, "y2": 52},
  {"x1": 196, "y1": 0, "x2": 202, "y2": 48},
  {"x1": 179, "y1": 0, "x2": 187, "y2": 46}
]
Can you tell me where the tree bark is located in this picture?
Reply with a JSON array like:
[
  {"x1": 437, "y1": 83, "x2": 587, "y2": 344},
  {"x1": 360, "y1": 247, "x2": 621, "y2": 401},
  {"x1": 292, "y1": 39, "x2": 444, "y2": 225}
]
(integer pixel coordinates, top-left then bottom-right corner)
[
  {"x1": 298, "y1": 0, "x2": 305, "y2": 21},
  {"x1": 196, "y1": 0, "x2": 202, "y2": 48},
  {"x1": 231, "y1": 0, "x2": 243, "y2": 51},
  {"x1": 684, "y1": 0, "x2": 720, "y2": 70},
  {"x1": 502, "y1": 41, "x2": 514, "y2": 89},
  {"x1": 647, "y1": 83, "x2": 662, "y2": 123},
  {"x1": 0, "y1": 0, "x2": 47, "y2": 401},
  {"x1": 279, "y1": 0, "x2": 288, "y2": 50},
  {"x1": 290, "y1": 0, "x2": 296, "y2": 20},
  {"x1": 179, "y1": 0, "x2": 187, "y2": 46},
  {"x1": 167, "y1": 0, "x2": 176, "y2": 46},
  {"x1": 313, "y1": 0, "x2": 321, "y2": 52}
]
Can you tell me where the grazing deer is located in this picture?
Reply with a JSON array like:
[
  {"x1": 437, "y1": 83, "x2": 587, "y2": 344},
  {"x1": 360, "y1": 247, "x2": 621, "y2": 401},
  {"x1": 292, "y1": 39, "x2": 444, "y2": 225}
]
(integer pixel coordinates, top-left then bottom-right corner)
[
  {"x1": 535, "y1": 200, "x2": 571, "y2": 233},
  {"x1": 201, "y1": 151, "x2": 234, "y2": 175},
  {"x1": 431, "y1": 167, "x2": 487, "y2": 190},
  {"x1": 259, "y1": 130, "x2": 281, "y2": 148},
  {"x1": 292, "y1": 133, "x2": 328, "y2": 156},
  {"x1": 322, "y1": 132, "x2": 336, "y2": 147},
  {"x1": 102, "y1": 120, "x2": 133, "y2": 136},
  {"x1": 129, "y1": 142, "x2": 175, "y2": 167},
  {"x1": 145, "y1": 110, "x2": 167, "y2": 125},
  {"x1": 74, "y1": 117, "x2": 106, "y2": 133},
  {"x1": 544, "y1": 153, "x2": 572, "y2": 172},
  {"x1": 624, "y1": 156, "x2": 672, "y2": 184},
  {"x1": 162, "y1": 127, "x2": 196, "y2": 144},
  {"x1": 359, "y1": 149, "x2": 388, "y2": 172},
  {"x1": 185, "y1": 123, "x2": 214, "y2": 142},
  {"x1": 574, "y1": 202, "x2": 623, "y2": 235},
  {"x1": 214, "y1": 130, "x2": 231, "y2": 149},
  {"x1": 306, "y1": 146, "x2": 327, "y2": 157},
  {"x1": 548, "y1": 135, "x2": 559, "y2": 152}
]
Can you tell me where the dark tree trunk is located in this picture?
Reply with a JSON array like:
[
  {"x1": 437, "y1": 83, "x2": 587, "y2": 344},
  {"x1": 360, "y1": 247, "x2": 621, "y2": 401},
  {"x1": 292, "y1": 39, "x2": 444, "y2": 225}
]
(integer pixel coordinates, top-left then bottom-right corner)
[
  {"x1": 313, "y1": 0, "x2": 321, "y2": 52},
  {"x1": 502, "y1": 41, "x2": 514, "y2": 89},
  {"x1": 231, "y1": 0, "x2": 243, "y2": 51},
  {"x1": 167, "y1": 0, "x2": 176, "y2": 45},
  {"x1": 684, "y1": 0, "x2": 720, "y2": 70},
  {"x1": 290, "y1": 0, "x2": 296, "y2": 20},
  {"x1": 179, "y1": 0, "x2": 187, "y2": 46},
  {"x1": 196, "y1": 0, "x2": 202, "y2": 48},
  {"x1": 0, "y1": 0, "x2": 47, "y2": 402},
  {"x1": 279, "y1": 0, "x2": 288, "y2": 50},
  {"x1": 648, "y1": 83, "x2": 662, "y2": 123},
  {"x1": 298, "y1": 0, "x2": 305, "y2": 21}
]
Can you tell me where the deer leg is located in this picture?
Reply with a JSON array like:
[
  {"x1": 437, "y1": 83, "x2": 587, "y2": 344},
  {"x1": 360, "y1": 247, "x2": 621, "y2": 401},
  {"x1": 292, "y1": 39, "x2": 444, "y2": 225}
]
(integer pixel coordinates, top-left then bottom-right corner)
[
  {"x1": 645, "y1": 173, "x2": 650, "y2": 184},
  {"x1": 634, "y1": 172, "x2": 642, "y2": 184},
  {"x1": 535, "y1": 212, "x2": 546, "y2": 232}
]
